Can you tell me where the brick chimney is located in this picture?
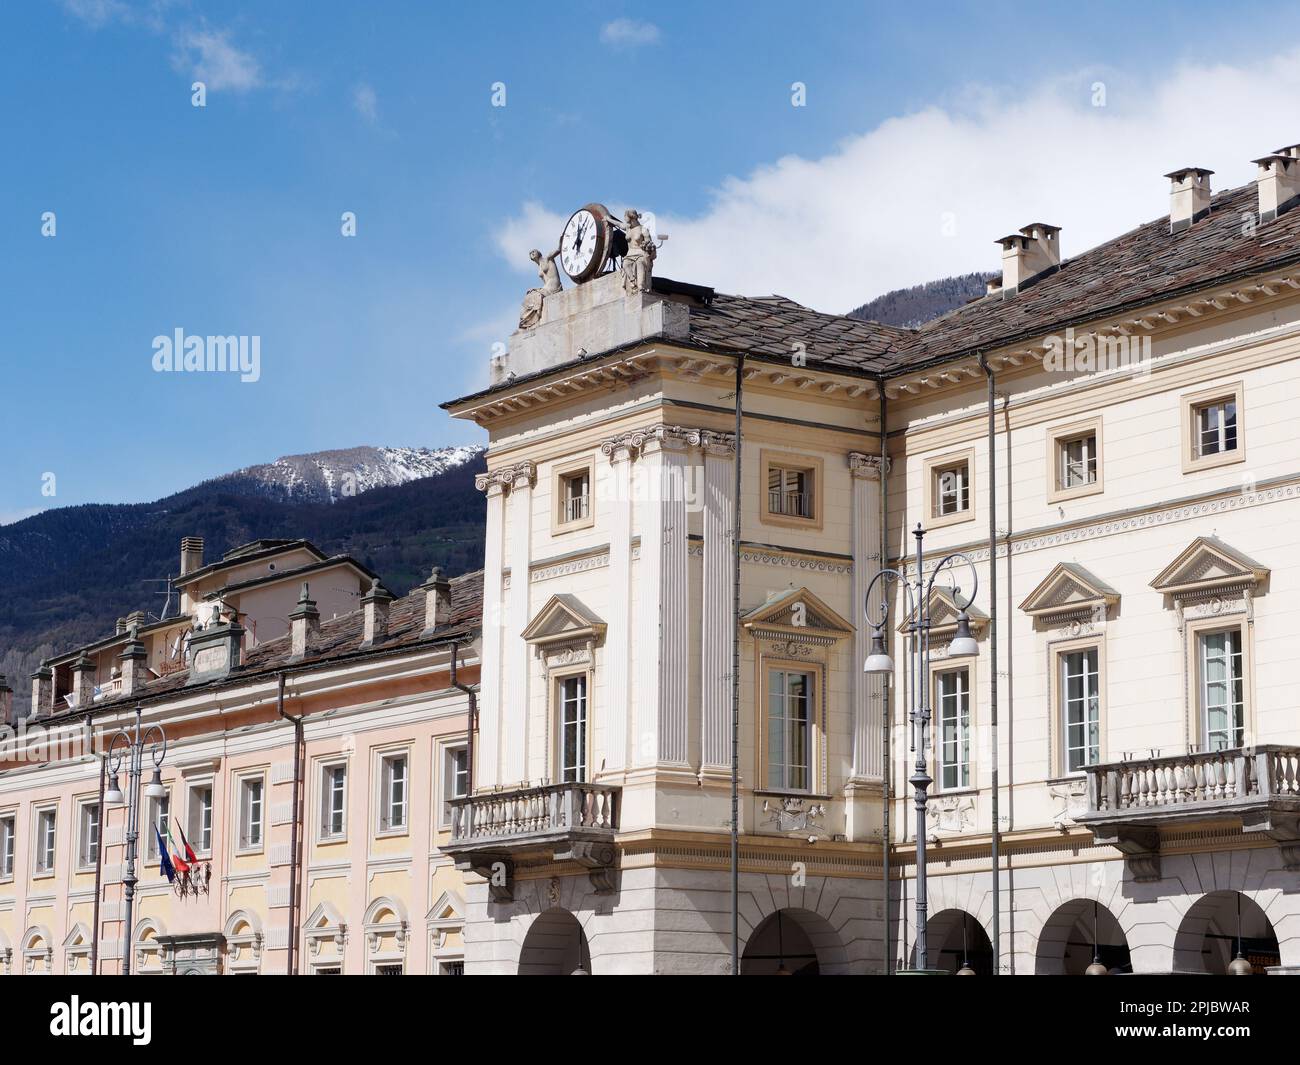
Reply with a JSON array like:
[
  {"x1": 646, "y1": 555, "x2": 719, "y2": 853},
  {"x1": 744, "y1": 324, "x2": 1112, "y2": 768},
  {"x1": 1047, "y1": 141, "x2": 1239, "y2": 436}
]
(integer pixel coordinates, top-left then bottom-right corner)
[
  {"x1": 1165, "y1": 167, "x2": 1214, "y2": 233},
  {"x1": 71, "y1": 654, "x2": 97, "y2": 709},
  {"x1": 30, "y1": 664, "x2": 52, "y2": 718},
  {"x1": 289, "y1": 582, "x2": 321, "y2": 659},
  {"x1": 1253, "y1": 145, "x2": 1300, "y2": 223},
  {"x1": 118, "y1": 625, "x2": 150, "y2": 696},
  {"x1": 422, "y1": 567, "x2": 452, "y2": 634},
  {"x1": 180, "y1": 536, "x2": 205, "y2": 576},
  {"x1": 361, "y1": 578, "x2": 394, "y2": 648},
  {"x1": 996, "y1": 223, "x2": 1061, "y2": 296},
  {"x1": 0, "y1": 675, "x2": 13, "y2": 726}
]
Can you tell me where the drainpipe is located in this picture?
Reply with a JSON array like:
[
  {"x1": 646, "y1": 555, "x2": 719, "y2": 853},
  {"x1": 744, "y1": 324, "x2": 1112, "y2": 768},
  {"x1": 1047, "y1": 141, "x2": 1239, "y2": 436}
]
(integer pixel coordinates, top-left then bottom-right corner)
[
  {"x1": 275, "y1": 672, "x2": 302, "y2": 976},
  {"x1": 978, "y1": 353, "x2": 1001, "y2": 974},
  {"x1": 90, "y1": 714, "x2": 105, "y2": 975},
  {"x1": 879, "y1": 386, "x2": 892, "y2": 973},
  {"x1": 730, "y1": 353, "x2": 745, "y2": 976},
  {"x1": 448, "y1": 642, "x2": 478, "y2": 796}
]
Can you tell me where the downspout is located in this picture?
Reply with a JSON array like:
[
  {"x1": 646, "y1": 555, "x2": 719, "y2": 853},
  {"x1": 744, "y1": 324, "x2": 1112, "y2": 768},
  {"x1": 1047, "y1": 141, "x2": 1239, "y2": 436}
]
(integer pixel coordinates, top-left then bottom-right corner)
[
  {"x1": 730, "y1": 352, "x2": 745, "y2": 976},
  {"x1": 879, "y1": 386, "x2": 892, "y2": 974},
  {"x1": 275, "y1": 672, "x2": 303, "y2": 976},
  {"x1": 90, "y1": 714, "x2": 105, "y2": 975},
  {"x1": 448, "y1": 642, "x2": 478, "y2": 796},
  {"x1": 978, "y1": 353, "x2": 1001, "y2": 974}
]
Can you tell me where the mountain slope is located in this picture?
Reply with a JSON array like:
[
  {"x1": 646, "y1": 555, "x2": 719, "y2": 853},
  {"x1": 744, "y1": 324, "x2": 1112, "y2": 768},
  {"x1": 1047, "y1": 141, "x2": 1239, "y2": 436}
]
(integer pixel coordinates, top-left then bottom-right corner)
[
  {"x1": 0, "y1": 450, "x2": 488, "y2": 697},
  {"x1": 846, "y1": 271, "x2": 996, "y2": 328}
]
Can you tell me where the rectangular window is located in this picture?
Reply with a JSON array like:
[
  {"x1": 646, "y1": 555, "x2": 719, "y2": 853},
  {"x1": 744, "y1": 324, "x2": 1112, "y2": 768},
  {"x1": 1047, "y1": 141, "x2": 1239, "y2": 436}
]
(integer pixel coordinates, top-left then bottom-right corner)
[
  {"x1": 35, "y1": 808, "x2": 57, "y2": 874},
  {"x1": 937, "y1": 669, "x2": 971, "y2": 790},
  {"x1": 374, "y1": 963, "x2": 404, "y2": 976},
  {"x1": 439, "y1": 960, "x2": 465, "y2": 976},
  {"x1": 239, "y1": 777, "x2": 264, "y2": 850},
  {"x1": 767, "y1": 465, "x2": 814, "y2": 519},
  {"x1": 1200, "y1": 629, "x2": 1245, "y2": 751},
  {"x1": 1194, "y1": 399, "x2": 1238, "y2": 458},
  {"x1": 0, "y1": 815, "x2": 15, "y2": 879},
  {"x1": 189, "y1": 785, "x2": 213, "y2": 854},
  {"x1": 934, "y1": 461, "x2": 970, "y2": 516},
  {"x1": 559, "y1": 676, "x2": 588, "y2": 783},
  {"x1": 146, "y1": 793, "x2": 170, "y2": 861},
  {"x1": 441, "y1": 745, "x2": 468, "y2": 827},
  {"x1": 559, "y1": 469, "x2": 591, "y2": 524},
  {"x1": 315, "y1": 966, "x2": 342, "y2": 976},
  {"x1": 380, "y1": 754, "x2": 408, "y2": 831},
  {"x1": 321, "y1": 764, "x2": 347, "y2": 840},
  {"x1": 78, "y1": 802, "x2": 100, "y2": 869},
  {"x1": 1061, "y1": 649, "x2": 1101, "y2": 772},
  {"x1": 1059, "y1": 433, "x2": 1098, "y2": 489},
  {"x1": 767, "y1": 669, "x2": 813, "y2": 792}
]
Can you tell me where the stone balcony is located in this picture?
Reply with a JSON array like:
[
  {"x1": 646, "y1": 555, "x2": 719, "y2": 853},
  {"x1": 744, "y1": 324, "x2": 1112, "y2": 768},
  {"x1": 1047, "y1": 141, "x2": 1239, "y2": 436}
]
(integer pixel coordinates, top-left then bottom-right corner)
[
  {"x1": 1078, "y1": 746, "x2": 1300, "y2": 880},
  {"x1": 444, "y1": 782, "x2": 620, "y2": 900}
]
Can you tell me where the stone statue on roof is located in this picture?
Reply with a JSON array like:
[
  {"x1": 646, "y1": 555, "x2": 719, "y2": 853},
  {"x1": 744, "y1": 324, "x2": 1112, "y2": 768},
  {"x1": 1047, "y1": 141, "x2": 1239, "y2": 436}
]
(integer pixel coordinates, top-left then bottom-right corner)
[
  {"x1": 519, "y1": 248, "x2": 563, "y2": 330},
  {"x1": 619, "y1": 209, "x2": 657, "y2": 295}
]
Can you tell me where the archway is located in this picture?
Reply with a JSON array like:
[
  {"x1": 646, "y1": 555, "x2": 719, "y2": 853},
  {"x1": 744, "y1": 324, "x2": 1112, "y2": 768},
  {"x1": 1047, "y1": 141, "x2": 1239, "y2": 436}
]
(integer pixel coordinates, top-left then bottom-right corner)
[
  {"x1": 924, "y1": 909, "x2": 994, "y2": 975},
  {"x1": 1035, "y1": 899, "x2": 1132, "y2": 974},
  {"x1": 741, "y1": 907, "x2": 848, "y2": 975},
  {"x1": 1174, "y1": 891, "x2": 1279, "y2": 975},
  {"x1": 519, "y1": 908, "x2": 592, "y2": 975}
]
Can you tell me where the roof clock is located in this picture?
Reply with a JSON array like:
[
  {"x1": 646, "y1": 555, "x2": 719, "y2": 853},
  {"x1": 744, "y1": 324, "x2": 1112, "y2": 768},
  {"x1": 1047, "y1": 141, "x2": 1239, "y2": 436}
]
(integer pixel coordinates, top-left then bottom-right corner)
[{"x1": 559, "y1": 203, "x2": 623, "y2": 283}]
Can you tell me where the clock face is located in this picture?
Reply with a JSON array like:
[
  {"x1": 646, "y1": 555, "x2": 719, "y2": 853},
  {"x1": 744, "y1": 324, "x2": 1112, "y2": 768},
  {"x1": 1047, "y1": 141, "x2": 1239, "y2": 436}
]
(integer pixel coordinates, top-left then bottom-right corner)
[{"x1": 560, "y1": 207, "x2": 606, "y2": 282}]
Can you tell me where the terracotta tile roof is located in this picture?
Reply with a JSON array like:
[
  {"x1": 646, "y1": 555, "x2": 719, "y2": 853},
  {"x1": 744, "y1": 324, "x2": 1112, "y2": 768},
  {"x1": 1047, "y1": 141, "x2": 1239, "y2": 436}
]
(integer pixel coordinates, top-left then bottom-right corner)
[{"x1": 42, "y1": 571, "x2": 484, "y2": 722}]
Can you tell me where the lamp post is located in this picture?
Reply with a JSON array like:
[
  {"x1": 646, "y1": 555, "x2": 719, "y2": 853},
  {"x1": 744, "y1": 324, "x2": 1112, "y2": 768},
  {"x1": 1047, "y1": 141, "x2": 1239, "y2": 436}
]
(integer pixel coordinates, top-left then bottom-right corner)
[
  {"x1": 104, "y1": 706, "x2": 167, "y2": 976},
  {"x1": 864, "y1": 523, "x2": 980, "y2": 973}
]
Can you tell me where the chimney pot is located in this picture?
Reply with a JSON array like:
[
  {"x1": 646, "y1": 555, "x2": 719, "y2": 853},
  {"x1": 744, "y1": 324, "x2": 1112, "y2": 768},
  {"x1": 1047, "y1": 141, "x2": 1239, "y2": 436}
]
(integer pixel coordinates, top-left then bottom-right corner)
[
  {"x1": 361, "y1": 577, "x2": 395, "y2": 647},
  {"x1": 72, "y1": 654, "x2": 97, "y2": 709},
  {"x1": 289, "y1": 582, "x2": 321, "y2": 659},
  {"x1": 422, "y1": 566, "x2": 453, "y2": 633},
  {"x1": 1254, "y1": 144, "x2": 1300, "y2": 223},
  {"x1": 30, "y1": 664, "x2": 53, "y2": 719},
  {"x1": 180, "y1": 536, "x2": 205, "y2": 576},
  {"x1": 1165, "y1": 167, "x2": 1214, "y2": 233},
  {"x1": 995, "y1": 223, "x2": 1061, "y2": 296},
  {"x1": 118, "y1": 624, "x2": 150, "y2": 697}
]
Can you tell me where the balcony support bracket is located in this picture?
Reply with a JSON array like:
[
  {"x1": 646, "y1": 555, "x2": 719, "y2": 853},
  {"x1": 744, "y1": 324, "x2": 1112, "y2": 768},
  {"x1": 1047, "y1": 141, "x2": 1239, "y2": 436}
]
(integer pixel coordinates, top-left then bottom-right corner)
[
  {"x1": 1092, "y1": 824, "x2": 1162, "y2": 882},
  {"x1": 556, "y1": 841, "x2": 619, "y2": 894},
  {"x1": 1240, "y1": 810, "x2": 1300, "y2": 872},
  {"x1": 455, "y1": 853, "x2": 516, "y2": 903}
]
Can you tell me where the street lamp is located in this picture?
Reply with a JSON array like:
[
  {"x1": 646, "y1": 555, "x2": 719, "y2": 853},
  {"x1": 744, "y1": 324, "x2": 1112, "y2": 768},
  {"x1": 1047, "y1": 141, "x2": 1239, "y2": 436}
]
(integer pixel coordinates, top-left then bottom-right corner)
[
  {"x1": 864, "y1": 522, "x2": 979, "y2": 973},
  {"x1": 104, "y1": 706, "x2": 167, "y2": 976}
]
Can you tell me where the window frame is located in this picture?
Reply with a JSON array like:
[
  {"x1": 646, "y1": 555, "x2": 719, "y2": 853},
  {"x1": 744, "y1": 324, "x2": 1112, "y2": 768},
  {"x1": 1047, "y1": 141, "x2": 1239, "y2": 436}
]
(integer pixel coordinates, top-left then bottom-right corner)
[
  {"x1": 759, "y1": 450, "x2": 824, "y2": 531},
  {"x1": 765, "y1": 666, "x2": 816, "y2": 794},
  {"x1": 436, "y1": 739, "x2": 469, "y2": 831},
  {"x1": 317, "y1": 759, "x2": 349, "y2": 844},
  {"x1": 75, "y1": 797, "x2": 101, "y2": 873},
  {"x1": 923, "y1": 448, "x2": 976, "y2": 529},
  {"x1": 1050, "y1": 639, "x2": 1104, "y2": 776},
  {"x1": 552, "y1": 456, "x2": 596, "y2": 534},
  {"x1": 234, "y1": 771, "x2": 266, "y2": 855},
  {"x1": 554, "y1": 671, "x2": 590, "y2": 784},
  {"x1": 32, "y1": 803, "x2": 58, "y2": 878},
  {"x1": 932, "y1": 665, "x2": 973, "y2": 792},
  {"x1": 1187, "y1": 619, "x2": 1251, "y2": 753},
  {"x1": 145, "y1": 790, "x2": 171, "y2": 862},
  {"x1": 0, "y1": 810, "x2": 16, "y2": 882},
  {"x1": 374, "y1": 748, "x2": 412, "y2": 838},
  {"x1": 187, "y1": 779, "x2": 215, "y2": 858},
  {"x1": 1046, "y1": 417, "x2": 1104, "y2": 503},
  {"x1": 1181, "y1": 381, "x2": 1245, "y2": 473}
]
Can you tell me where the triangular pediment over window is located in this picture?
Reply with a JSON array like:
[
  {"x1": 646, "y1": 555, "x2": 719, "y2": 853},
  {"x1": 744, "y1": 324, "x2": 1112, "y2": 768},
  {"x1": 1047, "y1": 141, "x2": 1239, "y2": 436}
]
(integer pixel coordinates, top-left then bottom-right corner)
[
  {"x1": 897, "y1": 586, "x2": 989, "y2": 636},
  {"x1": 1150, "y1": 536, "x2": 1269, "y2": 597},
  {"x1": 1020, "y1": 562, "x2": 1120, "y2": 621},
  {"x1": 742, "y1": 588, "x2": 853, "y2": 642},
  {"x1": 521, "y1": 593, "x2": 607, "y2": 648},
  {"x1": 426, "y1": 890, "x2": 464, "y2": 927}
]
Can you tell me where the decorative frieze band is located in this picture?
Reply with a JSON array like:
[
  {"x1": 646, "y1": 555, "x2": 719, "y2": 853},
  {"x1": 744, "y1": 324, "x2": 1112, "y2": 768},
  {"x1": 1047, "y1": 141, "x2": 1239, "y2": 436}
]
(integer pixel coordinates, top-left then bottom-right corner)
[{"x1": 848, "y1": 452, "x2": 889, "y2": 479}]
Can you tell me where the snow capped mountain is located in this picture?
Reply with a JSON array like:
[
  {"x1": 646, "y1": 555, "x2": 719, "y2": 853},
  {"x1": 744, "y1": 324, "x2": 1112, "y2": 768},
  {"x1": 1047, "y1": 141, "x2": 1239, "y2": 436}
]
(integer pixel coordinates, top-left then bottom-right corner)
[{"x1": 211, "y1": 444, "x2": 484, "y2": 504}]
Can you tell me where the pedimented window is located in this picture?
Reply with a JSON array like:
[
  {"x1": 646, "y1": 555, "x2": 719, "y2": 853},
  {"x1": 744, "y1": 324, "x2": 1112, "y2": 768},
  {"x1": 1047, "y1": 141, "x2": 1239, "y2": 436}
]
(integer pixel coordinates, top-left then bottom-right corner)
[
  {"x1": 1020, "y1": 562, "x2": 1120, "y2": 628},
  {"x1": 522, "y1": 593, "x2": 606, "y2": 670}
]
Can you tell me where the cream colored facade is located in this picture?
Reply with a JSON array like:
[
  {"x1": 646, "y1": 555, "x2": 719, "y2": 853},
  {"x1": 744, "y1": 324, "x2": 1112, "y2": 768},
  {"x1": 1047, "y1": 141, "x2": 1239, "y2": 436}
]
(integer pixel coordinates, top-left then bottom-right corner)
[{"x1": 445, "y1": 158, "x2": 1300, "y2": 974}]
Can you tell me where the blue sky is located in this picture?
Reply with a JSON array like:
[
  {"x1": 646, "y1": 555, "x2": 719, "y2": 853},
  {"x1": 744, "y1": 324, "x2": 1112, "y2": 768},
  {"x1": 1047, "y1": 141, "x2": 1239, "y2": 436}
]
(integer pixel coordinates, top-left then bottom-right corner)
[{"x1": 4, "y1": 1, "x2": 1300, "y2": 520}]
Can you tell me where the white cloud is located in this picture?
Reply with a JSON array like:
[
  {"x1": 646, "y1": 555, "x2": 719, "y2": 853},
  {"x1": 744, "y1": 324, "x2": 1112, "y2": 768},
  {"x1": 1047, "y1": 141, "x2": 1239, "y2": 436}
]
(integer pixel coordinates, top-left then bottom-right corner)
[
  {"x1": 172, "y1": 27, "x2": 262, "y2": 93},
  {"x1": 495, "y1": 49, "x2": 1300, "y2": 313},
  {"x1": 599, "y1": 18, "x2": 661, "y2": 49},
  {"x1": 61, "y1": 0, "x2": 173, "y2": 32},
  {"x1": 353, "y1": 82, "x2": 380, "y2": 124}
]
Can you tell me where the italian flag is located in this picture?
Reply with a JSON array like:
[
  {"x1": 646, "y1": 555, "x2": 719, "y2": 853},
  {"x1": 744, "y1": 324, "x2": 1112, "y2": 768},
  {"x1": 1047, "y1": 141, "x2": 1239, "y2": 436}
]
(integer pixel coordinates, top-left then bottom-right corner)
[{"x1": 165, "y1": 822, "x2": 190, "y2": 873}]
